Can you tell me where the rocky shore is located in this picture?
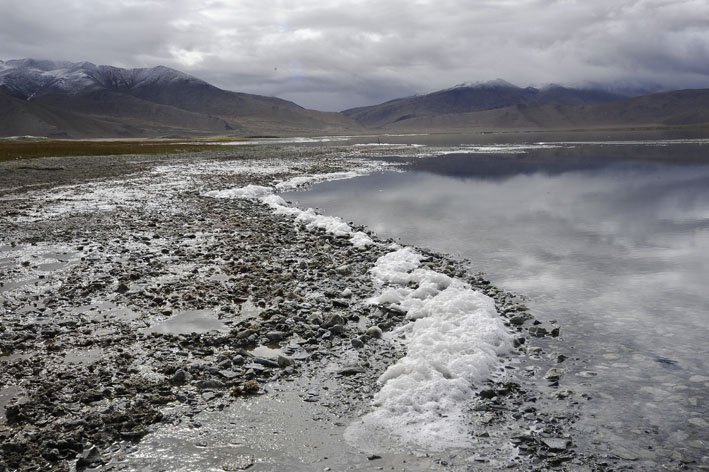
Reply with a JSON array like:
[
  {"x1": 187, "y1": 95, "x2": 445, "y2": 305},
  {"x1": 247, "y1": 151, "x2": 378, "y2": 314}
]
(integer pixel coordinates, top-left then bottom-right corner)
[{"x1": 1, "y1": 145, "x2": 611, "y2": 471}]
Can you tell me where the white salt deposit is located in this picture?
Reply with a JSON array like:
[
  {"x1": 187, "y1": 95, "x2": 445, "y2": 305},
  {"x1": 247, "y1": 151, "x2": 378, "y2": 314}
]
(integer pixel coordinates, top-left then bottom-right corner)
[
  {"x1": 275, "y1": 171, "x2": 362, "y2": 191},
  {"x1": 346, "y1": 247, "x2": 512, "y2": 451},
  {"x1": 206, "y1": 184, "x2": 273, "y2": 199},
  {"x1": 205, "y1": 187, "x2": 374, "y2": 248}
]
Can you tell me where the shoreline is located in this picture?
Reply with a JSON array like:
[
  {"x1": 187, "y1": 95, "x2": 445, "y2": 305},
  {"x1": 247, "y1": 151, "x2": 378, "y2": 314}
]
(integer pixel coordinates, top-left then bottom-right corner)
[{"x1": 2, "y1": 146, "x2": 606, "y2": 471}]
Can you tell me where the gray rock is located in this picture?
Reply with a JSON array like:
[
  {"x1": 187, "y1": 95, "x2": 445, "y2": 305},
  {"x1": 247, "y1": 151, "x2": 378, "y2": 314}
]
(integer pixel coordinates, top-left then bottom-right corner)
[
  {"x1": 266, "y1": 330, "x2": 287, "y2": 342},
  {"x1": 329, "y1": 324, "x2": 346, "y2": 334},
  {"x1": 544, "y1": 368, "x2": 564, "y2": 380},
  {"x1": 365, "y1": 326, "x2": 383, "y2": 338},
  {"x1": 76, "y1": 444, "x2": 101, "y2": 468},
  {"x1": 236, "y1": 329, "x2": 255, "y2": 339},
  {"x1": 218, "y1": 369, "x2": 239, "y2": 379},
  {"x1": 528, "y1": 326, "x2": 548, "y2": 337},
  {"x1": 221, "y1": 454, "x2": 255, "y2": 471},
  {"x1": 170, "y1": 369, "x2": 191, "y2": 385},
  {"x1": 322, "y1": 314, "x2": 346, "y2": 328},
  {"x1": 197, "y1": 380, "x2": 225, "y2": 389},
  {"x1": 541, "y1": 438, "x2": 571, "y2": 451},
  {"x1": 277, "y1": 355, "x2": 293, "y2": 368},
  {"x1": 254, "y1": 357, "x2": 279, "y2": 368},
  {"x1": 338, "y1": 366, "x2": 365, "y2": 376},
  {"x1": 232, "y1": 355, "x2": 246, "y2": 365}
]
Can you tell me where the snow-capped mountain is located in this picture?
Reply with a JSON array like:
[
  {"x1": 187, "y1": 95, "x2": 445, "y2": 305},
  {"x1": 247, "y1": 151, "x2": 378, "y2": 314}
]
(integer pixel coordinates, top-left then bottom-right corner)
[
  {"x1": 445, "y1": 78, "x2": 520, "y2": 91},
  {"x1": 0, "y1": 59, "x2": 206, "y2": 100},
  {"x1": 0, "y1": 58, "x2": 359, "y2": 138}
]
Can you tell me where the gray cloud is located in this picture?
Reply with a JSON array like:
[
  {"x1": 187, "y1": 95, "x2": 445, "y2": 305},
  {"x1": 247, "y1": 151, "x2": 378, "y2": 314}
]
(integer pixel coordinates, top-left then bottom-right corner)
[{"x1": 2, "y1": 0, "x2": 708, "y2": 110}]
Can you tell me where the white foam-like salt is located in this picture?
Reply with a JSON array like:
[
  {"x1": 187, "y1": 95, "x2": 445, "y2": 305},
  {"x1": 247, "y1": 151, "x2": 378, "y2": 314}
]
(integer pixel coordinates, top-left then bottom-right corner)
[
  {"x1": 206, "y1": 186, "x2": 374, "y2": 248},
  {"x1": 205, "y1": 184, "x2": 273, "y2": 199},
  {"x1": 347, "y1": 247, "x2": 512, "y2": 450}
]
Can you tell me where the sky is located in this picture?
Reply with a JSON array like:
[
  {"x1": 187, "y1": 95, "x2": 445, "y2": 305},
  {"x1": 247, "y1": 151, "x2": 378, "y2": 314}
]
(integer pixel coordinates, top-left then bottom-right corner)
[{"x1": 1, "y1": 0, "x2": 708, "y2": 111}]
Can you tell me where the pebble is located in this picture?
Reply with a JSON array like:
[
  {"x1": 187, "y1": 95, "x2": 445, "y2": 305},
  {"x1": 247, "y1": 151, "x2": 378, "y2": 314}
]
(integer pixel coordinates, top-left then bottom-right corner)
[
  {"x1": 544, "y1": 368, "x2": 564, "y2": 380},
  {"x1": 365, "y1": 326, "x2": 382, "y2": 338}
]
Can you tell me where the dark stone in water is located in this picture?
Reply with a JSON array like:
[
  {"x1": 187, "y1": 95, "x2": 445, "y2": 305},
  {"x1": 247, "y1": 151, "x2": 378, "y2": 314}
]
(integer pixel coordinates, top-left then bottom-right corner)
[
  {"x1": 528, "y1": 326, "x2": 547, "y2": 337},
  {"x1": 655, "y1": 357, "x2": 678, "y2": 366},
  {"x1": 479, "y1": 389, "x2": 497, "y2": 399}
]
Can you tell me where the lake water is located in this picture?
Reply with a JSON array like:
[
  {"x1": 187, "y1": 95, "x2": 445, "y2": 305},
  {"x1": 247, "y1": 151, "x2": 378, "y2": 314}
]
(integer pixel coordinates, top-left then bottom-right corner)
[{"x1": 284, "y1": 141, "x2": 709, "y2": 468}]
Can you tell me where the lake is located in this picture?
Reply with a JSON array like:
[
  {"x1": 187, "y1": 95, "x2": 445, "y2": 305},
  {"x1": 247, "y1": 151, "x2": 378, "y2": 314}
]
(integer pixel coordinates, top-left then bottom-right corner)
[{"x1": 284, "y1": 140, "x2": 709, "y2": 468}]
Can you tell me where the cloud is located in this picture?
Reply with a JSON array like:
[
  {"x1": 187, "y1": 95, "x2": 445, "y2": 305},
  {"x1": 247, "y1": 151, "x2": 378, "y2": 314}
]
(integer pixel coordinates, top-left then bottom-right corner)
[{"x1": 1, "y1": 0, "x2": 708, "y2": 110}]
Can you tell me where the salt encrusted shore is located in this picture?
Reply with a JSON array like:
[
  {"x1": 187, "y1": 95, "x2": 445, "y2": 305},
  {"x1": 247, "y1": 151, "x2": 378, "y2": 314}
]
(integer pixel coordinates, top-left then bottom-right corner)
[{"x1": 1, "y1": 146, "x2": 605, "y2": 471}]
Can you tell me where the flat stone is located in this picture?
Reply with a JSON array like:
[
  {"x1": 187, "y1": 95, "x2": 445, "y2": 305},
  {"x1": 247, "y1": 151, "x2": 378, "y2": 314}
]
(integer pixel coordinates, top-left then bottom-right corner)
[
  {"x1": 218, "y1": 369, "x2": 240, "y2": 379},
  {"x1": 611, "y1": 446, "x2": 639, "y2": 461},
  {"x1": 338, "y1": 366, "x2": 365, "y2": 376},
  {"x1": 541, "y1": 437, "x2": 571, "y2": 451},
  {"x1": 688, "y1": 417, "x2": 708, "y2": 427},
  {"x1": 253, "y1": 357, "x2": 279, "y2": 368},
  {"x1": 276, "y1": 355, "x2": 293, "y2": 368},
  {"x1": 544, "y1": 368, "x2": 564, "y2": 380}
]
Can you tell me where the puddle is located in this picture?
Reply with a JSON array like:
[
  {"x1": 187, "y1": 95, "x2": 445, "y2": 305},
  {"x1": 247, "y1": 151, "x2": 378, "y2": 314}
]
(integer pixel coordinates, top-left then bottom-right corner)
[
  {"x1": 143, "y1": 310, "x2": 228, "y2": 335},
  {"x1": 107, "y1": 376, "x2": 444, "y2": 472},
  {"x1": 72, "y1": 301, "x2": 141, "y2": 321},
  {"x1": 0, "y1": 386, "x2": 22, "y2": 424},
  {"x1": 238, "y1": 300, "x2": 263, "y2": 319},
  {"x1": 207, "y1": 273, "x2": 231, "y2": 282},
  {"x1": 0, "y1": 246, "x2": 79, "y2": 294},
  {"x1": 63, "y1": 347, "x2": 104, "y2": 365}
]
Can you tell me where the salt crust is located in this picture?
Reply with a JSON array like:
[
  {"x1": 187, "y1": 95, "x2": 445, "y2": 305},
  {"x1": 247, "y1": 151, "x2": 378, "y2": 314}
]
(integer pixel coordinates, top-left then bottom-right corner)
[
  {"x1": 205, "y1": 185, "x2": 373, "y2": 248},
  {"x1": 347, "y1": 247, "x2": 512, "y2": 450}
]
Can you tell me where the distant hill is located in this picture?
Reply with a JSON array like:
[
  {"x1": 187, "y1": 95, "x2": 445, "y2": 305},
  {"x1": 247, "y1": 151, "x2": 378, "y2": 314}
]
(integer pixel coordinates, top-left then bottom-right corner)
[
  {"x1": 342, "y1": 80, "x2": 624, "y2": 128},
  {"x1": 0, "y1": 59, "x2": 360, "y2": 138},
  {"x1": 2, "y1": 60, "x2": 708, "y2": 138},
  {"x1": 342, "y1": 80, "x2": 709, "y2": 131}
]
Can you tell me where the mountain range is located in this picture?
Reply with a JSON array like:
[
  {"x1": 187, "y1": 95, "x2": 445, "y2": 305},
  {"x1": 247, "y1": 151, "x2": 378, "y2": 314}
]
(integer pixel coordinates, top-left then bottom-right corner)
[
  {"x1": 1, "y1": 59, "x2": 708, "y2": 138},
  {"x1": 0, "y1": 59, "x2": 356, "y2": 138}
]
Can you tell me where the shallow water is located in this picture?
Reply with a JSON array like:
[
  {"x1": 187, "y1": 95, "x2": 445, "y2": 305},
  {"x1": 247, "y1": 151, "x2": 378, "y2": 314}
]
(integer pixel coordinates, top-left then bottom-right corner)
[{"x1": 284, "y1": 142, "x2": 709, "y2": 467}]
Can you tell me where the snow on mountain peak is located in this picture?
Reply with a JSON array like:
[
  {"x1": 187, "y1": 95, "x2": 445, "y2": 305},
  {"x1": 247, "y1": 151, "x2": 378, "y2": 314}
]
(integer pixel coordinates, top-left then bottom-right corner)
[
  {"x1": 0, "y1": 59, "x2": 206, "y2": 100},
  {"x1": 450, "y1": 78, "x2": 518, "y2": 90}
]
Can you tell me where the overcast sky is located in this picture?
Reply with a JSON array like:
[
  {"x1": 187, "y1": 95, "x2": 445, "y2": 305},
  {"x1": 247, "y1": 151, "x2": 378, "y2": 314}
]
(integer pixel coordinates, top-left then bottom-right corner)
[{"x1": 1, "y1": 0, "x2": 708, "y2": 111}]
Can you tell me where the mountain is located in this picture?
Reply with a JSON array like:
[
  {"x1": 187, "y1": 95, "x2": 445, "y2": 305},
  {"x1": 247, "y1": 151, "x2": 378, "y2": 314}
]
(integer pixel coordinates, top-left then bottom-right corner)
[
  {"x1": 3, "y1": 59, "x2": 708, "y2": 138},
  {"x1": 342, "y1": 80, "x2": 624, "y2": 128},
  {"x1": 343, "y1": 80, "x2": 709, "y2": 131},
  {"x1": 0, "y1": 59, "x2": 360, "y2": 138}
]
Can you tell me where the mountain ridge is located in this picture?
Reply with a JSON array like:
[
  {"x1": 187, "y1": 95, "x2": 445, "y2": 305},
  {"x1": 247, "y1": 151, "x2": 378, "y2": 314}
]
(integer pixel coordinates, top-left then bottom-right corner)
[
  {"x1": 0, "y1": 59, "x2": 360, "y2": 138},
  {"x1": 2, "y1": 59, "x2": 708, "y2": 138}
]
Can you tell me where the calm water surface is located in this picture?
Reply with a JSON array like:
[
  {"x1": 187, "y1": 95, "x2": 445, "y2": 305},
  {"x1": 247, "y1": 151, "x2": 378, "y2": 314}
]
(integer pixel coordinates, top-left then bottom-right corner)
[{"x1": 285, "y1": 143, "x2": 709, "y2": 466}]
